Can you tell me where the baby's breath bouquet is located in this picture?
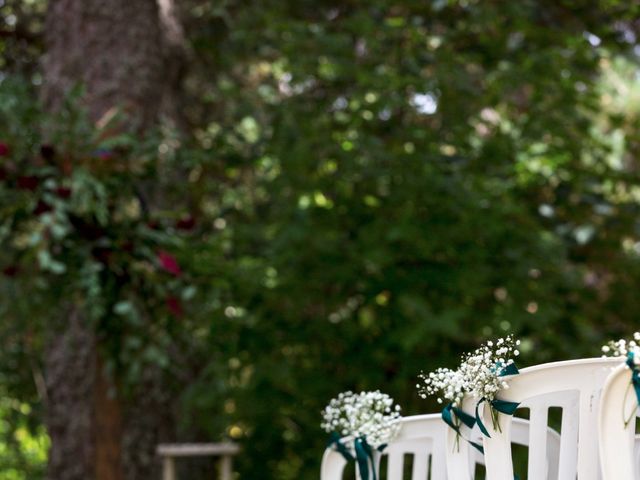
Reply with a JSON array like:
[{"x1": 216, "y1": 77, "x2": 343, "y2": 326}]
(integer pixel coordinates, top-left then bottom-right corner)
[
  {"x1": 321, "y1": 390, "x2": 402, "y2": 480},
  {"x1": 602, "y1": 332, "x2": 640, "y2": 426},
  {"x1": 417, "y1": 336, "x2": 521, "y2": 449},
  {"x1": 602, "y1": 332, "x2": 640, "y2": 359}
]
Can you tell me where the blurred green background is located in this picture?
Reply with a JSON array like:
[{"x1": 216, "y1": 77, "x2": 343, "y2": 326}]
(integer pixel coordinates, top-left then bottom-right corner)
[{"x1": 2, "y1": 1, "x2": 640, "y2": 479}]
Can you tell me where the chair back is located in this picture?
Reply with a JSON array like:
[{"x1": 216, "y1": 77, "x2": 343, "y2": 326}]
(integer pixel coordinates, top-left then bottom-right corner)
[
  {"x1": 480, "y1": 357, "x2": 620, "y2": 480},
  {"x1": 598, "y1": 362, "x2": 637, "y2": 480}
]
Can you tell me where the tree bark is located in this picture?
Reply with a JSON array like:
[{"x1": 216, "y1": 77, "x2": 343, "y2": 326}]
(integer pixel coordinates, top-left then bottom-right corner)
[
  {"x1": 41, "y1": 1, "x2": 185, "y2": 479},
  {"x1": 44, "y1": 308, "x2": 96, "y2": 480},
  {"x1": 42, "y1": 0, "x2": 183, "y2": 127}
]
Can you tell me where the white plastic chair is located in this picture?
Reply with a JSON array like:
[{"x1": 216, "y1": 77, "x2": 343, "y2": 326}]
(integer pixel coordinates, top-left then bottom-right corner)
[
  {"x1": 598, "y1": 361, "x2": 637, "y2": 480},
  {"x1": 320, "y1": 413, "x2": 561, "y2": 480},
  {"x1": 478, "y1": 357, "x2": 620, "y2": 480}
]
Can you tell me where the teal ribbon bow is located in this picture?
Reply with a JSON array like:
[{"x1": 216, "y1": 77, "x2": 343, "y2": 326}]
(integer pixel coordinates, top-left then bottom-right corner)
[
  {"x1": 626, "y1": 351, "x2": 640, "y2": 403},
  {"x1": 328, "y1": 433, "x2": 384, "y2": 480},
  {"x1": 474, "y1": 397, "x2": 520, "y2": 437},
  {"x1": 441, "y1": 403, "x2": 484, "y2": 453},
  {"x1": 623, "y1": 351, "x2": 640, "y2": 427},
  {"x1": 474, "y1": 362, "x2": 520, "y2": 438}
]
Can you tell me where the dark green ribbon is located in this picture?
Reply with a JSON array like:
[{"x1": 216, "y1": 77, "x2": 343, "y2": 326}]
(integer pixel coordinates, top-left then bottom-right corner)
[
  {"x1": 626, "y1": 352, "x2": 640, "y2": 403},
  {"x1": 474, "y1": 397, "x2": 520, "y2": 437},
  {"x1": 474, "y1": 362, "x2": 520, "y2": 438},
  {"x1": 328, "y1": 431, "x2": 354, "y2": 462},
  {"x1": 328, "y1": 433, "x2": 384, "y2": 480},
  {"x1": 441, "y1": 403, "x2": 484, "y2": 453},
  {"x1": 499, "y1": 362, "x2": 519, "y2": 377}
]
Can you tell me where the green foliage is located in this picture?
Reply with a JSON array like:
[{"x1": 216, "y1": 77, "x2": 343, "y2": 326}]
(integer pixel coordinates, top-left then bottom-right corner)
[
  {"x1": 4, "y1": 1, "x2": 640, "y2": 479},
  {"x1": 0, "y1": 397, "x2": 48, "y2": 480},
  {"x1": 0, "y1": 79, "x2": 196, "y2": 388},
  {"x1": 183, "y1": 2, "x2": 640, "y2": 478}
]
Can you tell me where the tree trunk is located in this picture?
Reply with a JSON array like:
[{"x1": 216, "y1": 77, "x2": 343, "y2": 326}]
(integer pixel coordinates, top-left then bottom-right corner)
[
  {"x1": 42, "y1": 0, "x2": 181, "y2": 126},
  {"x1": 44, "y1": 308, "x2": 96, "y2": 480},
  {"x1": 41, "y1": 1, "x2": 185, "y2": 479}
]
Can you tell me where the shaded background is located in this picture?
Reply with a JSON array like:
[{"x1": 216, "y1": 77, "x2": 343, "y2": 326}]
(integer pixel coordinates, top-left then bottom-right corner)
[{"x1": 1, "y1": 1, "x2": 640, "y2": 479}]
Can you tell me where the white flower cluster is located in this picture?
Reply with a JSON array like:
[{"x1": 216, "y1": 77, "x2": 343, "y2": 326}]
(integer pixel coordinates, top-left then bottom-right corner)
[
  {"x1": 602, "y1": 332, "x2": 640, "y2": 362},
  {"x1": 417, "y1": 336, "x2": 521, "y2": 405},
  {"x1": 416, "y1": 367, "x2": 465, "y2": 407},
  {"x1": 321, "y1": 390, "x2": 402, "y2": 447}
]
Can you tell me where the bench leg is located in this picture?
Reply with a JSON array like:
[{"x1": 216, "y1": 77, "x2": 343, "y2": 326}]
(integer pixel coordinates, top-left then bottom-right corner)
[
  {"x1": 220, "y1": 455, "x2": 232, "y2": 480},
  {"x1": 163, "y1": 457, "x2": 176, "y2": 480}
]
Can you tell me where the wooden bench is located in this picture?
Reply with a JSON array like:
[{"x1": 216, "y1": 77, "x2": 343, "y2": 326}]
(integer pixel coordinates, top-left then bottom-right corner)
[{"x1": 157, "y1": 443, "x2": 240, "y2": 480}]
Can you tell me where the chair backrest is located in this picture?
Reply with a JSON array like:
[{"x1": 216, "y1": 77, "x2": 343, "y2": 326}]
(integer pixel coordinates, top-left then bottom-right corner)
[
  {"x1": 598, "y1": 362, "x2": 637, "y2": 480},
  {"x1": 320, "y1": 414, "x2": 448, "y2": 480},
  {"x1": 320, "y1": 413, "x2": 561, "y2": 480},
  {"x1": 479, "y1": 357, "x2": 620, "y2": 480}
]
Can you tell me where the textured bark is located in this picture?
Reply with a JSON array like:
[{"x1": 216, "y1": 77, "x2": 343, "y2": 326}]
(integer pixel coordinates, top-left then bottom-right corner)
[
  {"x1": 42, "y1": 1, "x2": 185, "y2": 479},
  {"x1": 42, "y1": 0, "x2": 181, "y2": 127},
  {"x1": 122, "y1": 368, "x2": 174, "y2": 480},
  {"x1": 94, "y1": 356, "x2": 124, "y2": 480},
  {"x1": 44, "y1": 309, "x2": 96, "y2": 480}
]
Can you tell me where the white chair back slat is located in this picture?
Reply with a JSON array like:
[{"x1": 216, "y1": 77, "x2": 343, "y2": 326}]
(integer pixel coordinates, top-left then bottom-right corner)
[
  {"x1": 526, "y1": 406, "x2": 550, "y2": 480},
  {"x1": 411, "y1": 452, "x2": 429, "y2": 480},
  {"x1": 635, "y1": 435, "x2": 640, "y2": 477},
  {"x1": 481, "y1": 357, "x2": 619, "y2": 480},
  {"x1": 556, "y1": 393, "x2": 579, "y2": 480},
  {"x1": 321, "y1": 448, "x2": 348, "y2": 480},
  {"x1": 430, "y1": 443, "x2": 447, "y2": 480},
  {"x1": 521, "y1": 391, "x2": 576, "y2": 480},
  {"x1": 598, "y1": 362, "x2": 637, "y2": 480},
  {"x1": 385, "y1": 451, "x2": 404, "y2": 480}
]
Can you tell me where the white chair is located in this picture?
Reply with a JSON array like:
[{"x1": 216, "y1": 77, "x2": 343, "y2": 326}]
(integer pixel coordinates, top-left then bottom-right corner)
[
  {"x1": 320, "y1": 413, "x2": 561, "y2": 480},
  {"x1": 478, "y1": 357, "x2": 620, "y2": 480},
  {"x1": 598, "y1": 361, "x2": 637, "y2": 480}
]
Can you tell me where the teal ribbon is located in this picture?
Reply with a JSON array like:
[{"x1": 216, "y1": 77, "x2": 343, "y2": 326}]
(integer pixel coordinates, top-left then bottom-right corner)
[
  {"x1": 474, "y1": 362, "x2": 520, "y2": 438},
  {"x1": 626, "y1": 352, "x2": 640, "y2": 403},
  {"x1": 499, "y1": 362, "x2": 520, "y2": 376},
  {"x1": 328, "y1": 432, "x2": 354, "y2": 462},
  {"x1": 441, "y1": 403, "x2": 484, "y2": 453},
  {"x1": 354, "y1": 437, "x2": 376, "y2": 480},
  {"x1": 474, "y1": 397, "x2": 520, "y2": 437},
  {"x1": 328, "y1": 433, "x2": 384, "y2": 480}
]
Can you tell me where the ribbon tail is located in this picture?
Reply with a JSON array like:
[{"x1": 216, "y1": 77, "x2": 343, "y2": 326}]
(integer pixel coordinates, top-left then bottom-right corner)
[
  {"x1": 491, "y1": 399, "x2": 520, "y2": 416},
  {"x1": 328, "y1": 432, "x2": 354, "y2": 462},
  {"x1": 354, "y1": 438, "x2": 372, "y2": 480},
  {"x1": 452, "y1": 405, "x2": 476, "y2": 429},
  {"x1": 469, "y1": 440, "x2": 484, "y2": 454}
]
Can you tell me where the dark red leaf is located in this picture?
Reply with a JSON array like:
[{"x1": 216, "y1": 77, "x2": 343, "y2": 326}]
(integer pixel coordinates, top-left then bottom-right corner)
[
  {"x1": 165, "y1": 295, "x2": 183, "y2": 317},
  {"x1": 17, "y1": 175, "x2": 39, "y2": 190},
  {"x1": 2, "y1": 265, "x2": 18, "y2": 277},
  {"x1": 0, "y1": 143, "x2": 9, "y2": 156},
  {"x1": 176, "y1": 215, "x2": 196, "y2": 230},
  {"x1": 157, "y1": 250, "x2": 182, "y2": 276},
  {"x1": 55, "y1": 187, "x2": 72, "y2": 199},
  {"x1": 33, "y1": 200, "x2": 53, "y2": 215},
  {"x1": 40, "y1": 144, "x2": 55, "y2": 161}
]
